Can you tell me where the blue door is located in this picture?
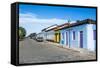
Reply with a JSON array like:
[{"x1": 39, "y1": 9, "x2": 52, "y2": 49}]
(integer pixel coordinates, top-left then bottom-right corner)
[
  {"x1": 66, "y1": 32, "x2": 68, "y2": 45},
  {"x1": 80, "y1": 31, "x2": 83, "y2": 48},
  {"x1": 61, "y1": 33, "x2": 64, "y2": 44}
]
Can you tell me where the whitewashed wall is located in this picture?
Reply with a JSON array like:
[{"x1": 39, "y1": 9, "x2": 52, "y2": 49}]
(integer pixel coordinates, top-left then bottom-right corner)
[
  {"x1": 87, "y1": 24, "x2": 96, "y2": 51},
  {"x1": 46, "y1": 30, "x2": 55, "y2": 41},
  {"x1": 60, "y1": 24, "x2": 96, "y2": 51}
]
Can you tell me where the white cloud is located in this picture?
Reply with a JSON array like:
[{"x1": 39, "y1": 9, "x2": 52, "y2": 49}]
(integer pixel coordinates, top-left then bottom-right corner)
[
  {"x1": 19, "y1": 13, "x2": 37, "y2": 18},
  {"x1": 19, "y1": 13, "x2": 68, "y2": 25},
  {"x1": 19, "y1": 13, "x2": 76, "y2": 36}
]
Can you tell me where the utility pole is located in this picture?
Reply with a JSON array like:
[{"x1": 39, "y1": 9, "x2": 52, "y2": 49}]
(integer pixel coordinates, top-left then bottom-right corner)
[{"x1": 68, "y1": 19, "x2": 71, "y2": 48}]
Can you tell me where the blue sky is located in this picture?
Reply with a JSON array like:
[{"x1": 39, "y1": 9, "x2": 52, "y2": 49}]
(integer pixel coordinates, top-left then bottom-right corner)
[{"x1": 19, "y1": 4, "x2": 96, "y2": 36}]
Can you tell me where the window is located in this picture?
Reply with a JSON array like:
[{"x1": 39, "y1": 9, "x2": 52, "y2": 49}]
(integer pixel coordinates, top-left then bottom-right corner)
[
  {"x1": 73, "y1": 31, "x2": 75, "y2": 40},
  {"x1": 93, "y1": 30, "x2": 96, "y2": 40}
]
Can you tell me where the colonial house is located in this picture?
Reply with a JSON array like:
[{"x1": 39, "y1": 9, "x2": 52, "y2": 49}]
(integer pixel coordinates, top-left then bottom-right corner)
[
  {"x1": 60, "y1": 19, "x2": 96, "y2": 51},
  {"x1": 53, "y1": 23, "x2": 69, "y2": 43},
  {"x1": 40, "y1": 24, "x2": 58, "y2": 41},
  {"x1": 45, "y1": 29, "x2": 55, "y2": 42},
  {"x1": 39, "y1": 19, "x2": 96, "y2": 51}
]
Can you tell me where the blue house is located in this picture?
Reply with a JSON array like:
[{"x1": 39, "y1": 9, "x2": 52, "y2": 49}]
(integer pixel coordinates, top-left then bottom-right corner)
[{"x1": 60, "y1": 19, "x2": 96, "y2": 51}]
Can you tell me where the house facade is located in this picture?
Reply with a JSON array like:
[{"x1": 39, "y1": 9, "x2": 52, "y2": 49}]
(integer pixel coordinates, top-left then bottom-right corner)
[
  {"x1": 54, "y1": 30, "x2": 60, "y2": 43},
  {"x1": 40, "y1": 25, "x2": 58, "y2": 41},
  {"x1": 60, "y1": 19, "x2": 96, "y2": 51},
  {"x1": 46, "y1": 30, "x2": 55, "y2": 42},
  {"x1": 40, "y1": 19, "x2": 96, "y2": 51},
  {"x1": 54, "y1": 23, "x2": 69, "y2": 43},
  {"x1": 60, "y1": 24, "x2": 96, "y2": 51}
]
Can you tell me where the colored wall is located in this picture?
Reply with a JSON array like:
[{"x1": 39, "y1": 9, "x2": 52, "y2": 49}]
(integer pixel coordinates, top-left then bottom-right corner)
[
  {"x1": 55, "y1": 30, "x2": 60, "y2": 43},
  {"x1": 60, "y1": 24, "x2": 96, "y2": 51},
  {"x1": 87, "y1": 24, "x2": 96, "y2": 51},
  {"x1": 46, "y1": 30, "x2": 55, "y2": 42},
  {"x1": 40, "y1": 23, "x2": 96, "y2": 51}
]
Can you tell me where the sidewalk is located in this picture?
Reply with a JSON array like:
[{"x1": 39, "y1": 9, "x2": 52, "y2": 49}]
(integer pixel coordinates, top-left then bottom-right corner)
[{"x1": 45, "y1": 41, "x2": 96, "y2": 55}]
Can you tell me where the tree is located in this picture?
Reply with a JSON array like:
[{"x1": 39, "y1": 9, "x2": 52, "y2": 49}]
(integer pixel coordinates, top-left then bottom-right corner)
[{"x1": 19, "y1": 27, "x2": 26, "y2": 40}]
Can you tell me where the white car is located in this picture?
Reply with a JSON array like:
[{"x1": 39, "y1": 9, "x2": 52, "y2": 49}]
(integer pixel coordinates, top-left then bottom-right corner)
[{"x1": 36, "y1": 37, "x2": 43, "y2": 42}]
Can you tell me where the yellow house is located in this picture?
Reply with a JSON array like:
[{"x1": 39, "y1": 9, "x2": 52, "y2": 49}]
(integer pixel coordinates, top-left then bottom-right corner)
[
  {"x1": 54, "y1": 23, "x2": 69, "y2": 43},
  {"x1": 53, "y1": 26, "x2": 61, "y2": 43},
  {"x1": 54, "y1": 30, "x2": 60, "y2": 43}
]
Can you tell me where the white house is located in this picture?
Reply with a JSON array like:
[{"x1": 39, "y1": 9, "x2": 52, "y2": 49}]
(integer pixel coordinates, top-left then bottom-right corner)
[
  {"x1": 40, "y1": 19, "x2": 96, "y2": 51},
  {"x1": 60, "y1": 19, "x2": 96, "y2": 51},
  {"x1": 39, "y1": 24, "x2": 58, "y2": 41}
]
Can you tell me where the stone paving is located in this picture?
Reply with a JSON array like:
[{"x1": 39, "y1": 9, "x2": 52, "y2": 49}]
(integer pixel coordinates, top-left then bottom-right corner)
[{"x1": 19, "y1": 38, "x2": 96, "y2": 64}]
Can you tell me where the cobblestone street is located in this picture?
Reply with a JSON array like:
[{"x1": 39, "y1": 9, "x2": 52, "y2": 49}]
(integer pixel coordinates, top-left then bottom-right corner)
[{"x1": 19, "y1": 38, "x2": 96, "y2": 64}]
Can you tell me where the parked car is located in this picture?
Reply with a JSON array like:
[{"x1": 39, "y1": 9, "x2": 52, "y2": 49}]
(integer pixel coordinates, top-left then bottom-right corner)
[
  {"x1": 28, "y1": 33, "x2": 37, "y2": 40},
  {"x1": 32, "y1": 36, "x2": 37, "y2": 40},
  {"x1": 36, "y1": 37, "x2": 43, "y2": 42}
]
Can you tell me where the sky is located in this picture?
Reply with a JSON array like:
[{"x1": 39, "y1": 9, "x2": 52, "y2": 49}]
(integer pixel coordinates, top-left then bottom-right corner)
[{"x1": 19, "y1": 4, "x2": 96, "y2": 36}]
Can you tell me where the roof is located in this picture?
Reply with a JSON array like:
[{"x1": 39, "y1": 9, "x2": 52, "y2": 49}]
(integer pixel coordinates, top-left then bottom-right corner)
[
  {"x1": 42, "y1": 19, "x2": 96, "y2": 32},
  {"x1": 46, "y1": 23, "x2": 69, "y2": 32},
  {"x1": 41, "y1": 24, "x2": 58, "y2": 31},
  {"x1": 53, "y1": 23, "x2": 70, "y2": 31},
  {"x1": 61, "y1": 19, "x2": 96, "y2": 30}
]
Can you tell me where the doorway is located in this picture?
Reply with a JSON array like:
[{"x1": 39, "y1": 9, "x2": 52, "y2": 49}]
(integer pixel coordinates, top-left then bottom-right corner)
[{"x1": 80, "y1": 31, "x2": 83, "y2": 48}]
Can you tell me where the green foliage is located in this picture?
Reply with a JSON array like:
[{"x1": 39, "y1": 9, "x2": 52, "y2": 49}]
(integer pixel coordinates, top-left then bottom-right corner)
[{"x1": 19, "y1": 27, "x2": 26, "y2": 40}]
